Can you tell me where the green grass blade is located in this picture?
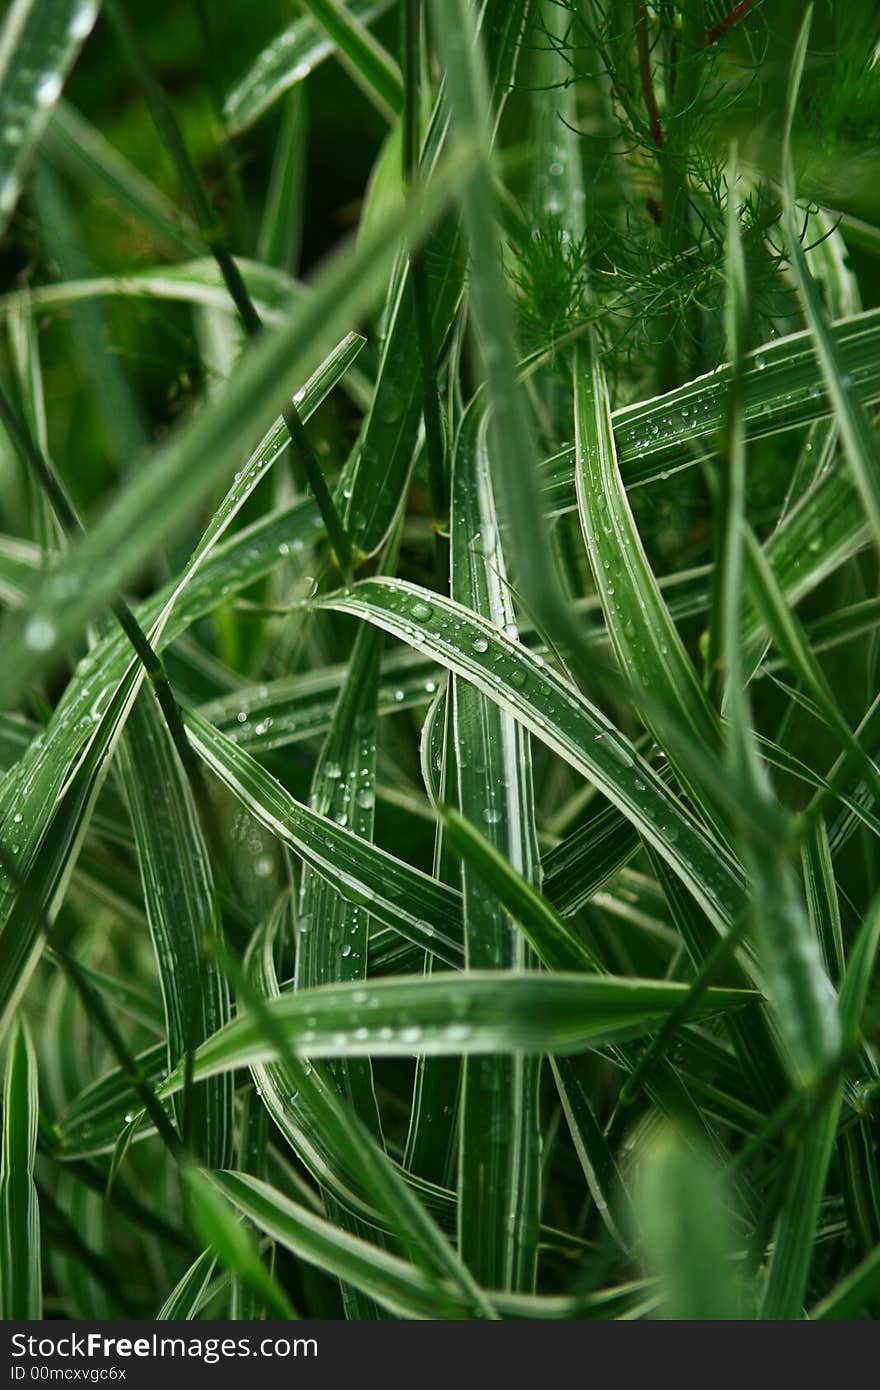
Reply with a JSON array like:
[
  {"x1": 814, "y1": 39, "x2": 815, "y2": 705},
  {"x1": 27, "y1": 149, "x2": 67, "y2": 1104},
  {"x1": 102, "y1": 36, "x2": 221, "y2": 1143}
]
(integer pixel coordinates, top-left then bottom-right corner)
[
  {"x1": 157, "y1": 1248, "x2": 217, "y2": 1320},
  {"x1": 440, "y1": 805, "x2": 599, "y2": 973},
  {"x1": 295, "y1": 621, "x2": 386, "y2": 1315},
  {"x1": 158, "y1": 972, "x2": 753, "y2": 1082},
  {"x1": 54, "y1": 1041, "x2": 168, "y2": 1156},
  {"x1": 428, "y1": 0, "x2": 579, "y2": 675},
  {"x1": 202, "y1": 646, "x2": 440, "y2": 753},
  {"x1": 118, "y1": 686, "x2": 233, "y2": 1167},
  {"x1": 317, "y1": 578, "x2": 749, "y2": 937},
  {"x1": 540, "y1": 308, "x2": 880, "y2": 506},
  {"x1": 781, "y1": 10, "x2": 880, "y2": 551},
  {"x1": 0, "y1": 0, "x2": 101, "y2": 236},
  {"x1": 573, "y1": 335, "x2": 723, "y2": 774},
  {"x1": 45, "y1": 99, "x2": 201, "y2": 255},
  {"x1": 550, "y1": 1056, "x2": 630, "y2": 1251},
  {"x1": 0, "y1": 321, "x2": 354, "y2": 1032},
  {"x1": 0, "y1": 1018, "x2": 41, "y2": 1317},
  {"x1": 718, "y1": 165, "x2": 840, "y2": 1087},
  {"x1": 204, "y1": 1169, "x2": 469, "y2": 1320},
  {"x1": 258, "y1": 90, "x2": 308, "y2": 272},
  {"x1": 635, "y1": 1126, "x2": 741, "y2": 1319},
  {"x1": 184, "y1": 1167, "x2": 296, "y2": 1318},
  {"x1": 223, "y1": 0, "x2": 395, "y2": 134},
  {"x1": 0, "y1": 152, "x2": 467, "y2": 708},
  {"x1": 810, "y1": 1244, "x2": 880, "y2": 1321},
  {"x1": 342, "y1": 0, "x2": 531, "y2": 557},
  {"x1": 298, "y1": 0, "x2": 402, "y2": 120},
  {"x1": 450, "y1": 403, "x2": 541, "y2": 1292},
  {"x1": 761, "y1": 895, "x2": 880, "y2": 1318},
  {"x1": 185, "y1": 705, "x2": 463, "y2": 963}
]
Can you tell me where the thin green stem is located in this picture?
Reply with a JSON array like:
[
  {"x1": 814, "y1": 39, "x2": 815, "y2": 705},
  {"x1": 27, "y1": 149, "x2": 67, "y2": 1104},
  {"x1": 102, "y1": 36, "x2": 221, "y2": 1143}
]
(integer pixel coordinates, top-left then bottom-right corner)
[
  {"x1": 403, "y1": 0, "x2": 449, "y2": 547},
  {"x1": 107, "y1": 0, "x2": 352, "y2": 572}
]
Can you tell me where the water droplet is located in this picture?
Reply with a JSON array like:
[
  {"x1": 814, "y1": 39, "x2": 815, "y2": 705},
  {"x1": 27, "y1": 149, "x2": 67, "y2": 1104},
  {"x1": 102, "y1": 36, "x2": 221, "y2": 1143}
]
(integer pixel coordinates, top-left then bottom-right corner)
[
  {"x1": 69, "y1": 2, "x2": 99, "y2": 40},
  {"x1": 409, "y1": 599, "x2": 433, "y2": 622},
  {"x1": 471, "y1": 635, "x2": 489, "y2": 654},
  {"x1": 355, "y1": 787, "x2": 375, "y2": 809},
  {"x1": 24, "y1": 615, "x2": 56, "y2": 652},
  {"x1": 35, "y1": 72, "x2": 63, "y2": 107}
]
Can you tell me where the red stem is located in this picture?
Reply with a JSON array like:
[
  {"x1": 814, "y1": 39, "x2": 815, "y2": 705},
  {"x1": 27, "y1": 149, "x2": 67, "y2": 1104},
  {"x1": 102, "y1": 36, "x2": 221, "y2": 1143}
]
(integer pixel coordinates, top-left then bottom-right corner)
[
  {"x1": 635, "y1": 0, "x2": 664, "y2": 148},
  {"x1": 706, "y1": 0, "x2": 758, "y2": 46}
]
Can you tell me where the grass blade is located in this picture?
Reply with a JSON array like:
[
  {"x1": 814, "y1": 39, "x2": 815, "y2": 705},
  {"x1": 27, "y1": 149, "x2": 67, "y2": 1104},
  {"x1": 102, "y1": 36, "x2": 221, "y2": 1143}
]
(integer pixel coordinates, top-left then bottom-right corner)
[
  {"x1": 317, "y1": 577, "x2": 749, "y2": 938},
  {"x1": 450, "y1": 404, "x2": 541, "y2": 1291},
  {"x1": 0, "y1": 1018, "x2": 41, "y2": 1317},
  {"x1": 0, "y1": 149, "x2": 468, "y2": 708},
  {"x1": 118, "y1": 686, "x2": 233, "y2": 1167},
  {"x1": 298, "y1": 0, "x2": 402, "y2": 120},
  {"x1": 158, "y1": 972, "x2": 754, "y2": 1080},
  {"x1": 0, "y1": 0, "x2": 100, "y2": 236},
  {"x1": 224, "y1": 0, "x2": 395, "y2": 134}
]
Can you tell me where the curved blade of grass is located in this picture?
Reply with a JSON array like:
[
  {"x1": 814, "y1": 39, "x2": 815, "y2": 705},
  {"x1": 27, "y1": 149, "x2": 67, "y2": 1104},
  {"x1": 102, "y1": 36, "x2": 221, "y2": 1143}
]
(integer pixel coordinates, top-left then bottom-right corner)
[
  {"x1": 450, "y1": 403, "x2": 541, "y2": 1292},
  {"x1": 428, "y1": 0, "x2": 584, "y2": 683},
  {"x1": 573, "y1": 336, "x2": 723, "y2": 786},
  {"x1": 184, "y1": 705, "x2": 463, "y2": 964},
  {"x1": 0, "y1": 331, "x2": 353, "y2": 1028},
  {"x1": 0, "y1": 656, "x2": 148, "y2": 1039},
  {"x1": 316, "y1": 577, "x2": 749, "y2": 939},
  {"x1": 223, "y1": 0, "x2": 395, "y2": 134},
  {"x1": 781, "y1": 11, "x2": 880, "y2": 551},
  {"x1": 718, "y1": 168, "x2": 840, "y2": 1087},
  {"x1": 0, "y1": 0, "x2": 101, "y2": 237},
  {"x1": 440, "y1": 804, "x2": 599, "y2": 973},
  {"x1": 235, "y1": 918, "x2": 494, "y2": 1318},
  {"x1": 157, "y1": 1248, "x2": 217, "y2": 1320},
  {"x1": 0, "y1": 149, "x2": 468, "y2": 708},
  {"x1": 299, "y1": 0, "x2": 402, "y2": 120},
  {"x1": 342, "y1": 0, "x2": 532, "y2": 557},
  {"x1": 810, "y1": 1244, "x2": 880, "y2": 1321},
  {"x1": 53, "y1": 1040, "x2": 168, "y2": 1157},
  {"x1": 745, "y1": 527, "x2": 880, "y2": 809},
  {"x1": 118, "y1": 685, "x2": 233, "y2": 1167},
  {"x1": 540, "y1": 307, "x2": 880, "y2": 507},
  {"x1": 45, "y1": 99, "x2": 200, "y2": 255},
  {"x1": 295, "y1": 621, "x2": 386, "y2": 1315},
  {"x1": 202, "y1": 646, "x2": 440, "y2": 753},
  {"x1": 635, "y1": 1126, "x2": 741, "y2": 1319},
  {"x1": 0, "y1": 1018, "x2": 41, "y2": 1317},
  {"x1": 158, "y1": 973, "x2": 753, "y2": 1081},
  {"x1": 0, "y1": 258, "x2": 302, "y2": 324},
  {"x1": 183, "y1": 1167, "x2": 296, "y2": 1318},
  {"x1": 761, "y1": 894, "x2": 880, "y2": 1318},
  {"x1": 204, "y1": 1169, "x2": 470, "y2": 1321}
]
